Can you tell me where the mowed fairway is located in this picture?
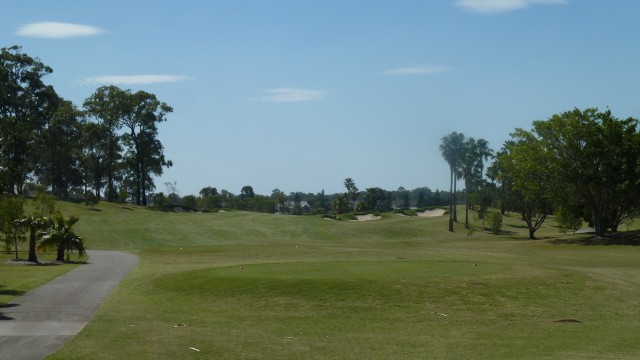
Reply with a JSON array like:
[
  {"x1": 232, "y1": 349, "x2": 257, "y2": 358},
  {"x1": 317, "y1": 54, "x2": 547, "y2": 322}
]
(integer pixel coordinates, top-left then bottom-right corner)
[{"x1": 23, "y1": 202, "x2": 640, "y2": 359}]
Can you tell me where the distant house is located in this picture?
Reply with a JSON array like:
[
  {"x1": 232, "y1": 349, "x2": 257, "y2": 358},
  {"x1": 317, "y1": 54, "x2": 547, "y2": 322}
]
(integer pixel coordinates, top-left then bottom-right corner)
[{"x1": 278, "y1": 201, "x2": 312, "y2": 215}]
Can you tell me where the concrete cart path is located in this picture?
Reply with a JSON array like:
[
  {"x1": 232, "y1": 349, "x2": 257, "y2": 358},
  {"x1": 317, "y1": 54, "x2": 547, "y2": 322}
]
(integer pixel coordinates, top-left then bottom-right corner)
[{"x1": 0, "y1": 250, "x2": 138, "y2": 360}]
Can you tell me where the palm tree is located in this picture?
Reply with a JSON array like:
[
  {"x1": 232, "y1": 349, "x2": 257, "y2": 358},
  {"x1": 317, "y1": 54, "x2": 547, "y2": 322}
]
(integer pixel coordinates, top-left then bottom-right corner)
[
  {"x1": 459, "y1": 137, "x2": 478, "y2": 228},
  {"x1": 39, "y1": 215, "x2": 85, "y2": 262},
  {"x1": 344, "y1": 178, "x2": 359, "y2": 212},
  {"x1": 16, "y1": 215, "x2": 50, "y2": 263},
  {"x1": 474, "y1": 138, "x2": 494, "y2": 182},
  {"x1": 440, "y1": 132, "x2": 465, "y2": 232}
]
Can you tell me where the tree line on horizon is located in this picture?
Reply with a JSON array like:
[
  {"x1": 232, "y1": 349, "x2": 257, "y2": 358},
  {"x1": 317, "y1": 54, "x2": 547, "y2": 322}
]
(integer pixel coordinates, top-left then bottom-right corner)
[
  {"x1": 441, "y1": 107, "x2": 640, "y2": 238},
  {"x1": 153, "y1": 181, "x2": 454, "y2": 215}
]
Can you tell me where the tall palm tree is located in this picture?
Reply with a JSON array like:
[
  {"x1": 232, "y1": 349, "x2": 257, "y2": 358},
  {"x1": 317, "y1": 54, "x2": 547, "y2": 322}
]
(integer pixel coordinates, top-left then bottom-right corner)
[
  {"x1": 440, "y1": 132, "x2": 465, "y2": 232},
  {"x1": 39, "y1": 215, "x2": 85, "y2": 262},
  {"x1": 474, "y1": 138, "x2": 494, "y2": 181}
]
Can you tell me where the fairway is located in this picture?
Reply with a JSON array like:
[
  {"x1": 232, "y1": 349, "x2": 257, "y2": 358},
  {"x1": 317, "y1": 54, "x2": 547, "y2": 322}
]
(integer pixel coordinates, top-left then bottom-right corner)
[{"x1": 4, "y1": 201, "x2": 640, "y2": 359}]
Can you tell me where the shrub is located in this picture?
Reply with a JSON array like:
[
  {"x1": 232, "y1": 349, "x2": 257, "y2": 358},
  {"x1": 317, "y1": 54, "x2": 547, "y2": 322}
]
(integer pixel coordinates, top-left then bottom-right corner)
[{"x1": 487, "y1": 211, "x2": 503, "y2": 234}]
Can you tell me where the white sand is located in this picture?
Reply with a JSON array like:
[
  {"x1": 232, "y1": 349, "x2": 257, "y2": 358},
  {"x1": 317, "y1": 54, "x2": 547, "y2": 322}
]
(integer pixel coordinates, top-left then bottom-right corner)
[
  {"x1": 353, "y1": 214, "x2": 382, "y2": 221},
  {"x1": 417, "y1": 209, "x2": 446, "y2": 217}
]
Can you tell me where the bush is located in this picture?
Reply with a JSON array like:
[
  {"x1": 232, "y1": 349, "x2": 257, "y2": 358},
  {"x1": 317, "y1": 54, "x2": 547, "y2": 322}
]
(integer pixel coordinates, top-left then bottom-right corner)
[
  {"x1": 85, "y1": 192, "x2": 99, "y2": 208},
  {"x1": 487, "y1": 211, "x2": 503, "y2": 234}
]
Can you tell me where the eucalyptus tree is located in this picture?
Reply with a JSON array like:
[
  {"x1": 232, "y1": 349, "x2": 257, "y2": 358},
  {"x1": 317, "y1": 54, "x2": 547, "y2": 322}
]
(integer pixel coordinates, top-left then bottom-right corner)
[
  {"x1": 85, "y1": 86, "x2": 172, "y2": 205},
  {"x1": 0, "y1": 46, "x2": 58, "y2": 194},
  {"x1": 84, "y1": 86, "x2": 124, "y2": 201},
  {"x1": 120, "y1": 89, "x2": 173, "y2": 205},
  {"x1": 35, "y1": 99, "x2": 85, "y2": 198},
  {"x1": 439, "y1": 132, "x2": 465, "y2": 231},
  {"x1": 81, "y1": 122, "x2": 107, "y2": 198}
]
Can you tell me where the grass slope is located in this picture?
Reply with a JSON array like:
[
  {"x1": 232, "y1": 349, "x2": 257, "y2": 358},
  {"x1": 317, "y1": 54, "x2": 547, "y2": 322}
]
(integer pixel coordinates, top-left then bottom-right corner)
[{"x1": 4, "y1": 201, "x2": 640, "y2": 359}]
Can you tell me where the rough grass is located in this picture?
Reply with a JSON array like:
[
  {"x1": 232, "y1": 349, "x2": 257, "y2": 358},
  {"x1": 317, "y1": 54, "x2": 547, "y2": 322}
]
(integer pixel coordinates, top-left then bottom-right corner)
[{"x1": 3, "y1": 201, "x2": 640, "y2": 359}]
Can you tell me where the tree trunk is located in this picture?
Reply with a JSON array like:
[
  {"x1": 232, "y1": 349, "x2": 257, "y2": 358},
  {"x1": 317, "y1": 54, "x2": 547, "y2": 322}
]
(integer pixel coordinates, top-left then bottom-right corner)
[
  {"x1": 28, "y1": 225, "x2": 38, "y2": 263},
  {"x1": 56, "y1": 245, "x2": 65, "y2": 262},
  {"x1": 453, "y1": 176, "x2": 458, "y2": 222},
  {"x1": 464, "y1": 179, "x2": 470, "y2": 229},
  {"x1": 449, "y1": 168, "x2": 454, "y2": 232}
]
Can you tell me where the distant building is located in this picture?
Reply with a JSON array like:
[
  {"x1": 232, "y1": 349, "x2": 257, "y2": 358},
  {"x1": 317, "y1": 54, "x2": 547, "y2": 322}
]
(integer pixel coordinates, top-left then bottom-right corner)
[{"x1": 277, "y1": 201, "x2": 312, "y2": 215}]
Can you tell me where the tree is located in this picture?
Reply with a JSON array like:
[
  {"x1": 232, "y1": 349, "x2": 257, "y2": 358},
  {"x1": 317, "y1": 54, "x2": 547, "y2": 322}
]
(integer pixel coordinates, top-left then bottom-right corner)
[
  {"x1": 359, "y1": 187, "x2": 391, "y2": 213},
  {"x1": 332, "y1": 194, "x2": 350, "y2": 215},
  {"x1": 84, "y1": 86, "x2": 124, "y2": 201},
  {"x1": 0, "y1": 46, "x2": 57, "y2": 194},
  {"x1": 35, "y1": 99, "x2": 85, "y2": 198},
  {"x1": 474, "y1": 138, "x2": 494, "y2": 182},
  {"x1": 0, "y1": 196, "x2": 25, "y2": 259},
  {"x1": 311, "y1": 190, "x2": 328, "y2": 214},
  {"x1": 85, "y1": 192, "x2": 99, "y2": 209},
  {"x1": 39, "y1": 214, "x2": 85, "y2": 262},
  {"x1": 532, "y1": 108, "x2": 640, "y2": 236},
  {"x1": 119, "y1": 89, "x2": 173, "y2": 205},
  {"x1": 344, "y1": 178, "x2": 359, "y2": 212},
  {"x1": 440, "y1": 132, "x2": 465, "y2": 232},
  {"x1": 397, "y1": 187, "x2": 410, "y2": 209},
  {"x1": 199, "y1": 186, "x2": 218, "y2": 197},
  {"x1": 497, "y1": 130, "x2": 555, "y2": 239},
  {"x1": 487, "y1": 211, "x2": 503, "y2": 234},
  {"x1": 88, "y1": 86, "x2": 173, "y2": 205},
  {"x1": 181, "y1": 195, "x2": 197, "y2": 209},
  {"x1": 240, "y1": 185, "x2": 255, "y2": 199},
  {"x1": 16, "y1": 214, "x2": 49, "y2": 263},
  {"x1": 458, "y1": 137, "x2": 493, "y2": 228},
  {"x1": 459, "y1": 137, "x2": 479, "y2": 228},
  {"x1": 81, "y1": 121, "x2": 108, "y2": 198},
  {"x1": 153, "y1": 192, "x2": 168, "y2": 209},
  {"x1": 487, "y1": 142, "x2": 515, "y2": 215}
]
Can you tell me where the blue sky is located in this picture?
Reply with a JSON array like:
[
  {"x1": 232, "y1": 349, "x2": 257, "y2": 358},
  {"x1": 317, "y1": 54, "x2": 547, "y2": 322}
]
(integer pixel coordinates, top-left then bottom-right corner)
[{"x1": 3, "y1": 0, "x2": 640, "y2": 196}]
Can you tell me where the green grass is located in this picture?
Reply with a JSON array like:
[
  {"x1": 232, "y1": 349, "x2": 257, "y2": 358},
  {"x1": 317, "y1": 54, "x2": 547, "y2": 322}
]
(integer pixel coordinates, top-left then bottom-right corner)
[{"x1": 3, "y1": 201, "x2": 640, "y2": 358}]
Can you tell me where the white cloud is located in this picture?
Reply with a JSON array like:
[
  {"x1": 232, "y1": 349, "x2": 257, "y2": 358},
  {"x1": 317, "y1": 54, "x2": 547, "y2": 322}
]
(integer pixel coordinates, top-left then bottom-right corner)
[
  {"x1": 16, "y1": 22, "x2": 104, "y2": 39},
  {"x1": 82, "y1": 75, "x2": 192, "y2": 85},
  {"x1": 260, "y1": 88, "x2": 327, "y2": 103},
  {"x1": 454, "y1": 0, "x2": 567, "y2": 14},
  {"x1": 383, "y1": 66, "x2": 451, "y2": 76}
]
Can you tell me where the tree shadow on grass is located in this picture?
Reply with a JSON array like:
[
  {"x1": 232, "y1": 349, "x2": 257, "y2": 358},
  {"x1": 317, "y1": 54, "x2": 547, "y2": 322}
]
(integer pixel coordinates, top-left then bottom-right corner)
[
  {"x1": 0, "y1": 286, "x2": 22, "y2": 320},
  {"x1": 548, "y1": 230, "x2": 640, "y2": 246}
]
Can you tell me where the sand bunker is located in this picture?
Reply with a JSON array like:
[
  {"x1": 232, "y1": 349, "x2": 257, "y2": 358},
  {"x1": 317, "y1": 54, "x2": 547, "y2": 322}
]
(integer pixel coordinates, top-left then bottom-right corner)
[
  {"x1": 417, "y1": 209, "x2": 446, "y2": 217},
  {"x1": 353, "y1": 214, "x2": 382, "y2": 221}
]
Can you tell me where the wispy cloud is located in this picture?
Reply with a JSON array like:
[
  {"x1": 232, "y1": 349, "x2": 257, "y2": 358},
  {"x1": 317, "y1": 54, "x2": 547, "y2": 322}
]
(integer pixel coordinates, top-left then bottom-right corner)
[
  {"x1": 16, "y1": 22, "x2": 105, "y2": 39},
  {"x1": 82, "y1": 75, "x2": 192, "y2": 85},
  {"x1": 260, "y1": 88, "x2": 328, "y2": 103},
  {"x1": 454, "y1": 0, "x2": 567, "y2": 14},
  {"x1": 382, "y1": 66, "x2": 451, "y2": 76}
]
